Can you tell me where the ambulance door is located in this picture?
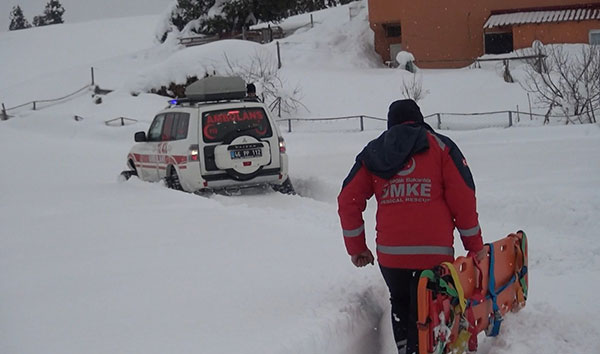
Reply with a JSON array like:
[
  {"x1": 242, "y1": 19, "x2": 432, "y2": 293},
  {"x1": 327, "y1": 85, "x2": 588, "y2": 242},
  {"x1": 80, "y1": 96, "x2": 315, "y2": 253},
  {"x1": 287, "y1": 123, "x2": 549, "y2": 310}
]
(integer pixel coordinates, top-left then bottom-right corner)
[{"x1": 144, "y1": 114, "x2": 165, "y2": 181}]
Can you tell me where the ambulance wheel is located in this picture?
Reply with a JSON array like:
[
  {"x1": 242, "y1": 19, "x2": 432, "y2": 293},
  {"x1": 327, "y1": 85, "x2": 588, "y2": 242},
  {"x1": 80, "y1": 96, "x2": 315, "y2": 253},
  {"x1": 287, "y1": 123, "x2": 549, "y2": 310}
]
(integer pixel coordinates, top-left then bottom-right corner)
[{"x1": 166, "y1": 166, "x2": 183, "y2": 191}]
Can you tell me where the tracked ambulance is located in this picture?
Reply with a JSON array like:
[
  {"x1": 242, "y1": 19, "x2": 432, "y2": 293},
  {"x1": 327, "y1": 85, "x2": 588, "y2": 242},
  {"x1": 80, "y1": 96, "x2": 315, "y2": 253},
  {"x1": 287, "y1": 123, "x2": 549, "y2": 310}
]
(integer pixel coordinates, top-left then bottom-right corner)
[{"x1": 121, "y1": 76, "x2": 293, "y2": 194}]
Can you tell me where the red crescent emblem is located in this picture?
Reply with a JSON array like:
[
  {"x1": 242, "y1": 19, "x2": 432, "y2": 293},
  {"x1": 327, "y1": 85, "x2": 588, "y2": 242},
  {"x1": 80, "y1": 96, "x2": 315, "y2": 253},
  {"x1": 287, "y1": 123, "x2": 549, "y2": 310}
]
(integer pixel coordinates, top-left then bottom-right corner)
[{"x1": 203, "y1": 123, "x2": 217, "y2": 140}]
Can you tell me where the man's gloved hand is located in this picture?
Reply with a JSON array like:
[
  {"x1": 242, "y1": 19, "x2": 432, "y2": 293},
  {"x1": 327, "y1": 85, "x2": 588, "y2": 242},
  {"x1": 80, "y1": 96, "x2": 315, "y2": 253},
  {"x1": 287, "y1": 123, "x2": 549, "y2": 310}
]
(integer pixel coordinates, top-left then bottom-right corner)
[
  {"x1": 351, "y1": 249, "x2": 375, "y2": 267},
  {"x1": 469, "y1": 247, "x2": 487, "y2": 262}
]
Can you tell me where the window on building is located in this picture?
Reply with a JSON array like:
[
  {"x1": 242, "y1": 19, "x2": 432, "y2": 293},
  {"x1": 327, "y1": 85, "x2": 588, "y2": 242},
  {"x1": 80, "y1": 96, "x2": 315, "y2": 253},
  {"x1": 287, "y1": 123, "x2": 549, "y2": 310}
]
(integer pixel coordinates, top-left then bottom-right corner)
[
  {"x1": 384, "y1": 23, "x2": 402, "y2": 38},
  {"x1": 590, "y1": 30, "x2": 600, "y2": 45},
  {"x1": 484, "y1": 32, "x2": 514, "y2": 54}
]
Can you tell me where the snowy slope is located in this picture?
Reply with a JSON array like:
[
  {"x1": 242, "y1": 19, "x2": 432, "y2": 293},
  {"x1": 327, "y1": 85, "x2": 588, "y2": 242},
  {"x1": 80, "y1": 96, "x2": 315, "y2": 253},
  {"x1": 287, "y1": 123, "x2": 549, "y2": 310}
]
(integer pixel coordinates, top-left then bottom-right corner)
[
  {"x1": 1, "y1": 2, "x2": 600, "y2": 354},
  {"x1": 0, "y1": 0, "x2": 171, "y2": 32}
]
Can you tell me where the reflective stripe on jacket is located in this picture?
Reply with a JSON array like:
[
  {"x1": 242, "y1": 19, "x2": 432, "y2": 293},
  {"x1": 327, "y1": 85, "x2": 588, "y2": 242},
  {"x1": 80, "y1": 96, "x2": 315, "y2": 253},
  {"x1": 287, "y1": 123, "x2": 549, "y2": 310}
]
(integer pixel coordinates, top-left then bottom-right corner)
[{"x1": 337, "y1": 123, "x2": 483, "y2": 269}]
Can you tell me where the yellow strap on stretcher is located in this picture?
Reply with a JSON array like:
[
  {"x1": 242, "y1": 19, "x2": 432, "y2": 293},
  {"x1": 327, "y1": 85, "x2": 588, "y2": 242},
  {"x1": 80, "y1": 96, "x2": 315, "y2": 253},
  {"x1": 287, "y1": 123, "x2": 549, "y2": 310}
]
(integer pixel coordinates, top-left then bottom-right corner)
[{"x1": 442, "y1": 262, "x2": 467, "y2": 313}]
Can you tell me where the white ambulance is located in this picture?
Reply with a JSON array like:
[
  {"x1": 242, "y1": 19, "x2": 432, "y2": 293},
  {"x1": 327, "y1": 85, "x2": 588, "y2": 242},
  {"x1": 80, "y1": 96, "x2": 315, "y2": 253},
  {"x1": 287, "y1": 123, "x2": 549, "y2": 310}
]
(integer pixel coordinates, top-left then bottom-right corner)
[{"x1": 121, "y1": 76, "x2": 293, "y2": 194}]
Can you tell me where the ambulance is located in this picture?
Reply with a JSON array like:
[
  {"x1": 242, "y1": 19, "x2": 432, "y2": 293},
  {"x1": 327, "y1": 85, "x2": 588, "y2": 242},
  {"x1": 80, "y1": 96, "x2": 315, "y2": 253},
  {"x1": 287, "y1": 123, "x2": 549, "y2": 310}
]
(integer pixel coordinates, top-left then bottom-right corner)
[{"x1": 121, "y1": 76, "x2": 293, "y2": 194}]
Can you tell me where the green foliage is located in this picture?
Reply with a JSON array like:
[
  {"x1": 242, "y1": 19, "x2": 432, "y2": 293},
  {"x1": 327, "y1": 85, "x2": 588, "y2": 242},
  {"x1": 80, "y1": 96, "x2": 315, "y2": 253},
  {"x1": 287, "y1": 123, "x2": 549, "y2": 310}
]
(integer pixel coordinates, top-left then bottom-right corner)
[
  {"x1": 163, "y1": 0, "x2": 358, "y2": 40},
  {"x1": 32, "y1": 15, "x2": 47, "y2": 27},
  {"x1": 9, "y1": 5, "x2": 31, "y2": 31},
  {"x1": 43, "y1": 0, "x2": 66, "y2": 25},
  {"x1": 32, "y1": 0, "x2": 66, "y2": 27},
  {"x1": 171, "y1": 0, "x2": 215, "y2": 31}
]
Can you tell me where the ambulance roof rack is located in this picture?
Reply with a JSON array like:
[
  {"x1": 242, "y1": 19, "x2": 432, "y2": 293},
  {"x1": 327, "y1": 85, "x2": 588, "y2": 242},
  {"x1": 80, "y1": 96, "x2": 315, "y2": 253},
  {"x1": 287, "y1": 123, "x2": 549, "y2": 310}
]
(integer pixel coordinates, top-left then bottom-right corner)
[{"x1": 181, "y1": 76, "x2": 247, "y2": 103}]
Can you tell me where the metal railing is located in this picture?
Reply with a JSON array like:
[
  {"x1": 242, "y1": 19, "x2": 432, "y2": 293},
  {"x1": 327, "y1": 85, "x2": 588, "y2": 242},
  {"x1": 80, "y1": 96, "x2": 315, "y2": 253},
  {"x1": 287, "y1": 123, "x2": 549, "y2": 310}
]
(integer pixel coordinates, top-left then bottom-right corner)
[
  {"x1": 1, "y1": 68, "x2": 106, "y2": 121},
  {"x1": 424, "y1": 111, "x2": 519, "y2": 129},
  {"x1": 278, "y1": 115, "x2": 385, "y2": 132},
  {"x1": 105, "y1": 117, "x2": 138, "y2": 126},
  {"x1": 277, "y1": 109, "x2": 599, "y2": 133},
  {"x1": 3, "y1": 84, "x2": 91, "y2": 114}
]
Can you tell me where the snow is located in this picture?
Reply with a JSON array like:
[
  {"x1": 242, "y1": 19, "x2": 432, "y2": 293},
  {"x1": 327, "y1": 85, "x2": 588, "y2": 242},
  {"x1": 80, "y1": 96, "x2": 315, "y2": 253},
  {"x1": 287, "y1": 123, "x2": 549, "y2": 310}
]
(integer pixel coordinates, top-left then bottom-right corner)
[
  {"x1": 396, "y1": 51, "x2": 415, "y2": 69},
  {"x1": 1, "y1": 1, "x2": 600, "y2": 354},
  {"x1": 0, "y1": 0, "x2": 172, "y2": 32}
]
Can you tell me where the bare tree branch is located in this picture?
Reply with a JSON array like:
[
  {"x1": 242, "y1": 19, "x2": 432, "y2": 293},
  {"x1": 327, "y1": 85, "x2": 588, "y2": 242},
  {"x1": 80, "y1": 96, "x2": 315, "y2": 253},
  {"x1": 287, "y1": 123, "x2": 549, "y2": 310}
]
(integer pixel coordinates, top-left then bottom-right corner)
[{"x1": 520, "y1": 44, "x2": 600, "y2": 124}]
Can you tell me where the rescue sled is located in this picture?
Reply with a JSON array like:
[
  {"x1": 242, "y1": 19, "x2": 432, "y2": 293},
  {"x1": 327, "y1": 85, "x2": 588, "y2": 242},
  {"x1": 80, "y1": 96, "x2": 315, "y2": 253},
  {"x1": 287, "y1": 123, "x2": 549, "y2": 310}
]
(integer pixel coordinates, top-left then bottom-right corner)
[{"x1": 417, "y1": 231, "x2": 528, "y2": 354}]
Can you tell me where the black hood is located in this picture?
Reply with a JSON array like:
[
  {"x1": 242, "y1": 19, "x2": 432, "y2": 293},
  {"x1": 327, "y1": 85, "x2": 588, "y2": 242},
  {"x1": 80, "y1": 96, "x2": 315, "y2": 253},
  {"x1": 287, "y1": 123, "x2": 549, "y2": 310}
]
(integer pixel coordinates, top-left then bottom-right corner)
[
  {"x1": 387, "y1": 99, "x2": 424, "y2": 128},
  {"x1": 356, "y1": 123, "x2": 431, "y2": 179}
]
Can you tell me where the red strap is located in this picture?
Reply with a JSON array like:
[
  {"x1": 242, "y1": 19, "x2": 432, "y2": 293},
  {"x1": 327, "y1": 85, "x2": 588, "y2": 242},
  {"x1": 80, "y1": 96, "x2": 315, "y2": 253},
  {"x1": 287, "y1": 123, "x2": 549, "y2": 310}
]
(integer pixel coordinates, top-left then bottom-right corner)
[
  {"x1": 469, "y1": 253, "x2": 486, "y2": 303},
  {"x1": 465, "y1": 306, "x2": 478, "y2": 351}
]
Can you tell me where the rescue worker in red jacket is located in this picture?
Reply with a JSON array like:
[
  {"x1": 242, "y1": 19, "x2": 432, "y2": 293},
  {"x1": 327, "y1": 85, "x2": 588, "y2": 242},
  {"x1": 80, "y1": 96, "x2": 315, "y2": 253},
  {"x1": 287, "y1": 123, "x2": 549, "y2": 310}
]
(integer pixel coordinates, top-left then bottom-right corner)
[{"x1": 337, "y1": 99, "x2": 485, "y2": 354}]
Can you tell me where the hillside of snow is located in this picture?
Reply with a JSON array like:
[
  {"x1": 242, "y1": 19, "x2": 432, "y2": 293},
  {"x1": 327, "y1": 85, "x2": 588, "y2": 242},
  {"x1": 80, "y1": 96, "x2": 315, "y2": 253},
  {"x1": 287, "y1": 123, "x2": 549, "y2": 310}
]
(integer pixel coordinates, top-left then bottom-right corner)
[{"x1": 1, "y1": 2, "x2": 599, "y2": 354}]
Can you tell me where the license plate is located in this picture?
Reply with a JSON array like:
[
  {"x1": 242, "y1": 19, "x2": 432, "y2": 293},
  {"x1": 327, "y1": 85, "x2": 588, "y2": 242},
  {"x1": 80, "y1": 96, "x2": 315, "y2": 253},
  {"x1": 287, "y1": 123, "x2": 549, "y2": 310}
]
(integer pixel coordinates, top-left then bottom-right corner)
[{"x1": 230, "y1": 148, "x2": 262, "y2": 159}]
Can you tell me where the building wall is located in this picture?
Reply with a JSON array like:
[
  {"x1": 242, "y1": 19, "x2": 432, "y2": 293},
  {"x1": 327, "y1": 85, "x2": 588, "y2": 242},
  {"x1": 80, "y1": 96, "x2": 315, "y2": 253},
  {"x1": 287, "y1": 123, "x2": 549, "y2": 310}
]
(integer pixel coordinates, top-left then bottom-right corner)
[
  {"x1": 514, "y1": 20, "x2": 600, "y2": 49},
  {"x1": 369, "y1": 0, "x2": 600, "y2": 68}
]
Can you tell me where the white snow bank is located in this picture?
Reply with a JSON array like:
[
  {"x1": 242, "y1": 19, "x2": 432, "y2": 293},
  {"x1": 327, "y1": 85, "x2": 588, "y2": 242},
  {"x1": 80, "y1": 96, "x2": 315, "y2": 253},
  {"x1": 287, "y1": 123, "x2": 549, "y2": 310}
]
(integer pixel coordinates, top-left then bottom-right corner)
[{"x1": 1, "y1": 2, "x2": 600, "y2": 354}]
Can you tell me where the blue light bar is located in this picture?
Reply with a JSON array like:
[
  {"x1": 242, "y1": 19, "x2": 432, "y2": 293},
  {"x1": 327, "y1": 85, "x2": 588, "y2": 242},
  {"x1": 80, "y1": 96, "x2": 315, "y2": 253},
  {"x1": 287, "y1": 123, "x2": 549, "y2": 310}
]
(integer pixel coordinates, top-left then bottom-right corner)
[{"x1": 169, "y1": 99, "x2": 178, "y2": 105}]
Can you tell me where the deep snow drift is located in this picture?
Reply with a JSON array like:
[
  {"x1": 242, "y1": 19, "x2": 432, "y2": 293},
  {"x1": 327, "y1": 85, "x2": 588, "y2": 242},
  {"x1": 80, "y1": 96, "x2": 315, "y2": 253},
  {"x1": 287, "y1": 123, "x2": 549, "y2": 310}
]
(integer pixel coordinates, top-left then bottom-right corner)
[{"x1": 1, "y1": 2, "x2": 599, "y2": 354}]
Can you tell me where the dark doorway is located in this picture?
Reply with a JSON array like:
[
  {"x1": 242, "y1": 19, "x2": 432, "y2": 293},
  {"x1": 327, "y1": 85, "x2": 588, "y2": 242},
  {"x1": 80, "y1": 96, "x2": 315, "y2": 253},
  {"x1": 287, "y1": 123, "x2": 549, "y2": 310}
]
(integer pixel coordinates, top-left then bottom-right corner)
[{"x1": 485, "y1": 32, "x2": 513, "y2": 54}]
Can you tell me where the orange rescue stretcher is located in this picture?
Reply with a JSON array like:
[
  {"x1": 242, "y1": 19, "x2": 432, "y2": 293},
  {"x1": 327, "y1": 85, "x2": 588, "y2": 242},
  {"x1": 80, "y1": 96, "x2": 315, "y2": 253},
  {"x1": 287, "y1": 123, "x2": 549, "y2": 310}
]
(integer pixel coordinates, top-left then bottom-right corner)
[{"x1": 417, "y1": 231, "x2": 528, "y2": 354}]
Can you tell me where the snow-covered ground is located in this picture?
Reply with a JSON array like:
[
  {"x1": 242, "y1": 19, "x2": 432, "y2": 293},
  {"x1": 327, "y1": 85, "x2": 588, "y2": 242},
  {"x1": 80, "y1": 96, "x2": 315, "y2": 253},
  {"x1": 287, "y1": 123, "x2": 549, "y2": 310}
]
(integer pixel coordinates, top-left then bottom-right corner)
[
  {"x1": 0, "y1": 0, "x2": 172, "y2": 32},
  {"x1": 1, "y1": 2, "x2": 600, "y2": 354}
]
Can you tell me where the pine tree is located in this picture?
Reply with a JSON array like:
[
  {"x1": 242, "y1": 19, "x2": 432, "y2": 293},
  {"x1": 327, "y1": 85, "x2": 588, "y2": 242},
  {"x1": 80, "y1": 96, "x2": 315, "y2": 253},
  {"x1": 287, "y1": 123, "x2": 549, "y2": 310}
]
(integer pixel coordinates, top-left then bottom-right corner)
[
  {"x1": 171, "y1": 0, "x2": 215, "y2": 31},
  {"x1": 220, "y1": 0, "x2": 296, "y2": 32},
  {"x1": 32, "y1": 15, "x2": 47, "y2": 27},
  {"x1": 43, "y1": 0, "x2": 66, "y2": 25},
  {"x1": 9, "y1": 5, "x2": 31, "y2": 31},
  {"x1": 33, "y1": 0, "x2": 65, "y2": 27},
  {"x1": 164, "y1": 0, "x2": 354, "y2": 38}
]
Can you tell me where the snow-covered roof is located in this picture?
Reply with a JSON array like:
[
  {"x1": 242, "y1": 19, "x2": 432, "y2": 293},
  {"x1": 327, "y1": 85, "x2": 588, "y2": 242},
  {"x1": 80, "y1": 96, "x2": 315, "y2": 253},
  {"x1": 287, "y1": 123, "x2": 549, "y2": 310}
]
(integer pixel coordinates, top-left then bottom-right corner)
[{"x1": 484, "y1": 6, "x2": 600, "y2": 29}]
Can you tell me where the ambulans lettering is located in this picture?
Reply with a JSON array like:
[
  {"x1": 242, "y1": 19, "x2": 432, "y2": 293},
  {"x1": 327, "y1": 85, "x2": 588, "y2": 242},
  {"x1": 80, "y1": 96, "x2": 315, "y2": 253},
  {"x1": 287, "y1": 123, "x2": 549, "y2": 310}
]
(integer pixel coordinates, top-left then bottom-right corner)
[
  {"x1": 202, "y1": 108, "x2": 272, "y2": 143},
  {"x1": 206, "y1": 110, "x2": 264, "y2": 124}
]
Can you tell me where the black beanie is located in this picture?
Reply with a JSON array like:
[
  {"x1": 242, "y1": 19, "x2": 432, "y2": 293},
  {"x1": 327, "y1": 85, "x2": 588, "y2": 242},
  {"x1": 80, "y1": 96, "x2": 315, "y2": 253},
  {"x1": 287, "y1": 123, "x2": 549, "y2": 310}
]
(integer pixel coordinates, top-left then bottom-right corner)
[{"x1": 387, "y1": 99, "x2": 424, "y2": 129}]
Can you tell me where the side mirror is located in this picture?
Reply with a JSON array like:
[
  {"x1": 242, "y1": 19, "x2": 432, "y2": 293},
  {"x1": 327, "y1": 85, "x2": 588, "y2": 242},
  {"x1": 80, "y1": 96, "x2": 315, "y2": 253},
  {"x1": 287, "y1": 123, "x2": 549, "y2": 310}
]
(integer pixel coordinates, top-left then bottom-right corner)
[{"x1": 134, "y1": 131, "x2": 147, "y2": 142}]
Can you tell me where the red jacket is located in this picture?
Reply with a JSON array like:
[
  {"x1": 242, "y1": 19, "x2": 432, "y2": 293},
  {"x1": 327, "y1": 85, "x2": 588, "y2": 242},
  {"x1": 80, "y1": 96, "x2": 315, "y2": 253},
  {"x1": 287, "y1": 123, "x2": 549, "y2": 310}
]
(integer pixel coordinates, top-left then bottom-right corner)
[{"x1": 337, "y1": 123, "x2": 483, "y2": 269}]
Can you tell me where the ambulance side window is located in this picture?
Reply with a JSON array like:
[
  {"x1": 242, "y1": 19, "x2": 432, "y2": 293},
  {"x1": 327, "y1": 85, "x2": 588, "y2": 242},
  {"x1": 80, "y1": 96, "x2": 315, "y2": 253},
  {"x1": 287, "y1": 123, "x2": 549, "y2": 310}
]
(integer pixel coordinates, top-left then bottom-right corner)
[
  {"x1": 161, "y1": 113, "x2": 176, "y2": 141},
  {"x1": 147, "y1": 115, "x2": 165, "y2": 142},
  {"x1": 174, "y1": 113, "x2": 190, "y2": 140}
]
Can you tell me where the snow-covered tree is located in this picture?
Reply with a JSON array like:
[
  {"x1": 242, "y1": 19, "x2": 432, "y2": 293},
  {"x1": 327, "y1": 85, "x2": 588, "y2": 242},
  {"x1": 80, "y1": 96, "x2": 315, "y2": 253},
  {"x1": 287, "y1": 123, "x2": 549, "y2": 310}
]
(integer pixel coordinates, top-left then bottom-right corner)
[
  {"x1": 9, "y1": 5, "x2": 31, "y2": 31},
  {"x1": 32, "y1": 15, "x2": 47, "y2": 27},
  {"x1": 171, "y1": 0, "x2": 215, "y2": 31},
  {"x1": 159, "y1": 0, "x2": 359, "y2": 42},
  {"x1": 33, "y1": 0, "x2": 65, "y2": 27},
  {"x1": 43, "y1": 0, "x2": 65, "y2": 24},
  {"x1": 290, "y1": 0, "x2": 355, "y2": 15}
]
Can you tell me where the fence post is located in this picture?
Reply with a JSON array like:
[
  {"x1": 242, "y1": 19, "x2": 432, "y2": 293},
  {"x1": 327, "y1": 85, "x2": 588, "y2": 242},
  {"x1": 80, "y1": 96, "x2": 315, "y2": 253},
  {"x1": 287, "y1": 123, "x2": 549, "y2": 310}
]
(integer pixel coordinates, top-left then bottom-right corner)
[
  {"x1": 121, "y1": 117, "x2": 125, "y2": 126},
  {"x1": 1, "y1": 103, "x2": 7, "y2": 121},
  {"x1": 310, "y1": 14, "x2": 314, "y2": 28},
  {"x1": 287, "y1": 119, "x2": 292, "y2": 133},
  {"x1": 527, "y1": 93, "x2": 533, "y2": 121},
  {"x1": 91, "y1": 67, "x2": 95, "y2": 86},
  {"x1": 33, "y1": 101, "x2": 36, "y2": 110},
  {"x1": 268, "y1": 25, "x2": 273, "y2": 42},
  {"x1": 276, "y1": 41, "x2": 282, "y2": 69},
  {"x1": 508, "y1": 111, "x2": 513, "y2": 127},
  {"x1": 436, "y1": 113, "x2": 441, "y2": 129},
  {"x1": 360, "y1": 116, "x2": 364, "y2": 131}
]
